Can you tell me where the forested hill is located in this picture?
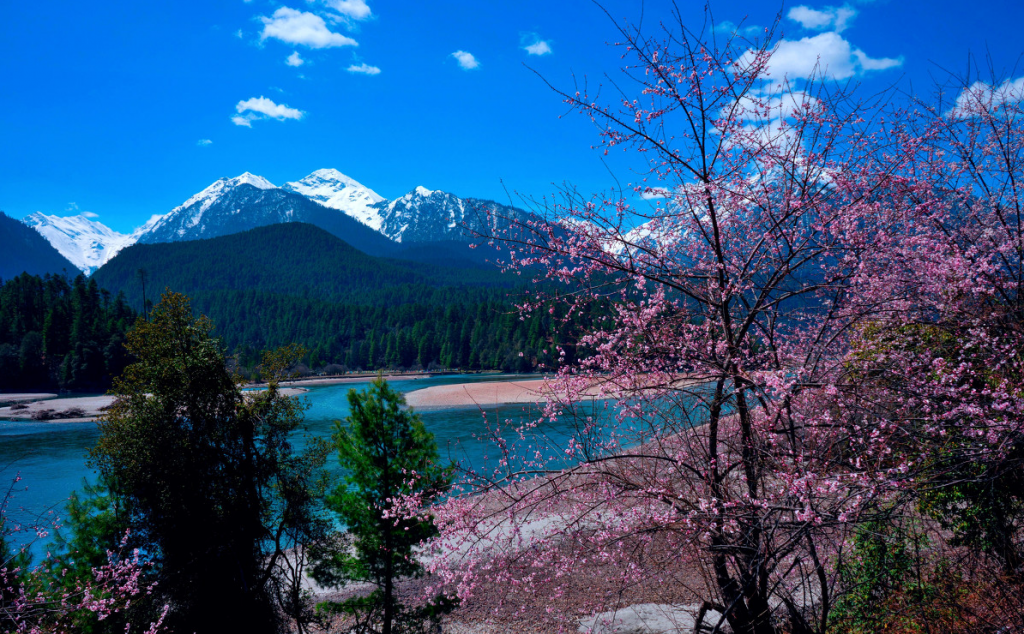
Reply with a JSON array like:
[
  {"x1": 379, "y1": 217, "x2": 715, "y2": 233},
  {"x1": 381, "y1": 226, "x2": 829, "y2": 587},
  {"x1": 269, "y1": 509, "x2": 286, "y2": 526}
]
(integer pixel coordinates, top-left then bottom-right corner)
[
  {"x1": 90, "y1": 223, "x2": 577, "y2": 373},
  {"x1": 93, "y1": 222, "x2": 514, "y2": 307},
  {"x1": 0, "y1": 273, "x2": 136, "y2": 391},
  {"x1": 0, "y1": 212, "x2": 78, "y2": 280}
]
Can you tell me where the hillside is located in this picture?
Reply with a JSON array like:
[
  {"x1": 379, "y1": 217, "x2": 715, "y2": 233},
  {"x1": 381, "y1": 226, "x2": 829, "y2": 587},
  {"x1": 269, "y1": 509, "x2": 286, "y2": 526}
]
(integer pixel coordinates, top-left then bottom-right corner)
[
  {"x1": 89, "y1": 223, "x2": 566, "y2": 370},
  {"x1": 0, "y1": 212, "x2": 78, "y2": 280},
  {"x1": 94, "y1": 222, "x2": 516, "y2": 303}
]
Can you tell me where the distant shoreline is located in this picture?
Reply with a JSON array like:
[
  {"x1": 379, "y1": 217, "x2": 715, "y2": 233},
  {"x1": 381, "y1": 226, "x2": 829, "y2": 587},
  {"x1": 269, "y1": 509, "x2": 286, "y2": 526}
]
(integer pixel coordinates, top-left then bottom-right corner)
[
  {"x1": 0, "y1": 387, "x2": 309, "y2": 424},
  {"x1": 254, "y1": 371, "x2": 459, "y2": 389}
]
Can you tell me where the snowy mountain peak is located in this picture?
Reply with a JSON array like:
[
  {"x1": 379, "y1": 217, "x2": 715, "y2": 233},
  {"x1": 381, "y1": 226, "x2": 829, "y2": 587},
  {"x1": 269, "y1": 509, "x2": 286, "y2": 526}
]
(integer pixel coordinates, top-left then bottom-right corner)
[
  {"x1": 283, "y1": 168, "x2": 386, "y2": 231},
  {"x1": 379, "y1": 188, "x2": 468, "y2": 242},
  {"x1": 304, "y1": 168, "x2": 366, "y2": 189},
  {"x1": 137, "y1": 172, "x2": 281, "y2": 241},
  {"x1": 234, "y1": 172, "x2": 277, "y2": 189},
  {"x1": 180, "y1": 172, "x2": 276, "y2": 209},
  {"x1": 23, "y1": 212, "x2": 136, "y2": 275}
]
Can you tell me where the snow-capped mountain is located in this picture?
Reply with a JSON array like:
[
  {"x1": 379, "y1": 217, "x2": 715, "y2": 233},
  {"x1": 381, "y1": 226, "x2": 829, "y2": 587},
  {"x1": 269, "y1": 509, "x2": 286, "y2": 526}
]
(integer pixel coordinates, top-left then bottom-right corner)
[
  {"x1": 19, "y1": 169, "x2": 539, "y2": 275},
  {"x1": 133, "y1": 172, "x2": 396, "y2": 256},
  {"x1": 23, "y1": 212, "x2": 138, "y2": 275},
  {"x1": 373, "y1": 186, "x2": 532, "y2": 243},
  {"x1": 375, "y1": 187, "x2": 464, "y2": 242},
  {"x1": 136, "y1": 172, "x2": 278, "y2": 243},
  {"x1": 282, "y1": 169, "x2": 386, "y2": 231}
]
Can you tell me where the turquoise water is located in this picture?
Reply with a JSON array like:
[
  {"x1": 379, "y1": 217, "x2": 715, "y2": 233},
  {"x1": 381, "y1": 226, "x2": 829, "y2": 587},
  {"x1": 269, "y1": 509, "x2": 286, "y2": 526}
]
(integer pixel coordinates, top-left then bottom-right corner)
[{"x1": 0, "y1": 374, "x2": 614, "y2": 555}]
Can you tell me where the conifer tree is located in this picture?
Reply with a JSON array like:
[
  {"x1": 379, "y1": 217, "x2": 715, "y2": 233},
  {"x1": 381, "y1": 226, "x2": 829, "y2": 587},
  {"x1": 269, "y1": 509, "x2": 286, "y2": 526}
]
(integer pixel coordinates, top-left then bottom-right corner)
[{"x1": 312, "y1": 377, "x2": 454, "y2": 634}]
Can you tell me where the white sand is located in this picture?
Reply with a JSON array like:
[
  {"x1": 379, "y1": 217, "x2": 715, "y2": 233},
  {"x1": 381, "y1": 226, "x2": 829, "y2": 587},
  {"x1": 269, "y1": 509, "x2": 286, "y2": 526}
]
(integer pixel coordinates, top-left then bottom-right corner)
[
  {"x1": 0, "y1": 395, "x2": 115, "y2": 423},
  {"x1": 404, "y1": 380, "x2": 553, "y2": 408},
  {"x1": 0, "y1": 388, "x2": 307, "y2": 423},
  {"x1": 0, "y1": 393, "x2": 58, "y2": 403}
]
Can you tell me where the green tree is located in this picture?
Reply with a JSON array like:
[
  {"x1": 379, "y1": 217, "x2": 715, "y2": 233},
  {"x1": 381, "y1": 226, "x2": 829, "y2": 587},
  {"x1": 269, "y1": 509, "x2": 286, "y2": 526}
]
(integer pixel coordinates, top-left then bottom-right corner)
[
  {"x1": 312, "y1": 377, "x2": 455, "y2": 634},
  {"x1": 89, "y1": 291, "x2": 327, "y2": 634}
]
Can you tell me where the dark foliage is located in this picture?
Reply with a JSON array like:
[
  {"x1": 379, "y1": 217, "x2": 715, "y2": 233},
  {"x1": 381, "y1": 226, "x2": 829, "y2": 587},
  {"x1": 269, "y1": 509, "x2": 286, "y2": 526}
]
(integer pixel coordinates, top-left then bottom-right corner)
[
  {"x1": 92, "y1": 223, "x2": 589, "y2": 374},
  {"x1": 0, "y1": 272, "x2": 136, "y2": 391},
  {"x1": 88, "y1": 292, "x2": 329, "y2": 634}
]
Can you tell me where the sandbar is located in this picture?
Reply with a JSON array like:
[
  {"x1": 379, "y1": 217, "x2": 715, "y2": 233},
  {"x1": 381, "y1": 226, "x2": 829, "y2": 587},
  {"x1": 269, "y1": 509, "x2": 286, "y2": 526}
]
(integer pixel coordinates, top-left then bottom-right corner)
[
  {"x1": 0, "y1": 393, "x2": 58, "y2": 404},
  {"x1": 404, "y1": 375, "x2": 702, "y2": 409},
  {"x1": 405, "y1": 380, "x2": 554, "y2": 409},
  {"x1": 0, "y1": 388, "x2": 308, "y2": 424},
  {"x1": 0, "y1": 395, "x2": 116, "y2": 423}
]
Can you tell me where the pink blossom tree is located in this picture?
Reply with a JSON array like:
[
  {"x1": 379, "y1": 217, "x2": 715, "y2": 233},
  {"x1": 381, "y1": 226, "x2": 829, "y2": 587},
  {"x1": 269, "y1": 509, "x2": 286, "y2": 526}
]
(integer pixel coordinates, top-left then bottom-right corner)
[
  {"x1": 411, "y1": 10, "x2": 1024, "y2": 634},
  {"x1": 1, "y1": 473, "x2": 168, "y2": 634}
]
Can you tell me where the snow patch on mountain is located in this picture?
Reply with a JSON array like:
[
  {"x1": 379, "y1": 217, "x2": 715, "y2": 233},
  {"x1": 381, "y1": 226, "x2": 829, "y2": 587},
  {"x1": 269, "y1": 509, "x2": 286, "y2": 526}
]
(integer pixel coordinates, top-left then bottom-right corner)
[
  {"x1": 23, "y1": 212, "x2": 137, "y2": 275},
  {"x1": 375, "y1": 187, "x2": 469, "y2": 242},
  {"x1": 282, "y1": 168, "x2": 386, "y2": 231},
  {"x1": 142, "y1": 172, "x2": 278, "y2": 240}
]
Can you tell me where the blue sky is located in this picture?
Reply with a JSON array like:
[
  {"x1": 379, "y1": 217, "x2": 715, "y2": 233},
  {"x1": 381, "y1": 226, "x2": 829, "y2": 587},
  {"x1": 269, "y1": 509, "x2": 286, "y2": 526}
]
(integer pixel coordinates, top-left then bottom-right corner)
[{"x1": 2, "y1": 0, "x2": 1023, "y2": 233}]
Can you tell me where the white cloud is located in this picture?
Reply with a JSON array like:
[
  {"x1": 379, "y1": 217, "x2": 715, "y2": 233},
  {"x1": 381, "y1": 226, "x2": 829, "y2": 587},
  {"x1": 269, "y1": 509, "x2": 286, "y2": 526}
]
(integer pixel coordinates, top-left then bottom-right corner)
[
  {"x1": 451, "y1": 50, "x2": 480, "y2": 70},
  {"x1": 260, "y1": 7, "x2": 358, "y2": 49},
  {"x1": 787, "y1": 5, "x2": 857, "y2": 33},
  {"x1": 525, "y1": 40, "x2": 552, "y2": 56},
  {"x1": 66, "y1": 202, "x2": 79, "y2": 212},
  {"x1": 197, "y1": 139, "x2": 213, "y2": 146},
  {"x1": 521, "y1": 34, "x2": 552, "y2": 56},
  {"x1": 233, "y1": 96, "x2": 305, "y2": 127},
  {"x1": 236, "y1": 29, "x2": 244, "y2": 39},
  {"x1": 321, "y1": 0, "x2": 371, "y2": 20},
  {"x1": 82, "y1": 211, "x2": 99, "y2": 218},
  {"x1": 286, "y1": 51, "x2": 305, "y2": 67},
  {"x1": 949, "y1": 76, "x2": 1024, "y2": 117},
  {"x1": 347, "y1": 63, "x2": 381, "y2": 75},
  {"x1": 737, "y1": 32, "x2": 901, "y2": 83},
  {"x1": 852, "y1": 49, "x2": 901, "y2": 72}
]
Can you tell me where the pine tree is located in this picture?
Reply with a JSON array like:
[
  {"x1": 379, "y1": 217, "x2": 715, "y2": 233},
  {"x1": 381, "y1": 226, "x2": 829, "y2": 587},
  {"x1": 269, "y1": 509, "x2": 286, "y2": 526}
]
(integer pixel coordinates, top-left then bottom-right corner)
[{"x1": 312, "y1": 377, "x2": 454, "y2": 633}]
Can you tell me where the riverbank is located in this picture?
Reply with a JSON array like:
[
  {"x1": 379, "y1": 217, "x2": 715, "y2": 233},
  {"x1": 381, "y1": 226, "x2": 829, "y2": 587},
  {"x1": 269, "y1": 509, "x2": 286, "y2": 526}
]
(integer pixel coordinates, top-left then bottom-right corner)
[
  {"x1": 0, "y1": 393, "x2": 58, "y2": 405},
  {"x1": 404, "y1": 379, "x2": 551, "y2": 408},
  {"x1": 271, "y1": 372, "x2": 440, "y2": 388},
  {"x1": 403, "y1": 374, "x2": 700, "y2": 409},
  {"x1": 0, "y1": 387, "x2": 309, "y2": 423}
]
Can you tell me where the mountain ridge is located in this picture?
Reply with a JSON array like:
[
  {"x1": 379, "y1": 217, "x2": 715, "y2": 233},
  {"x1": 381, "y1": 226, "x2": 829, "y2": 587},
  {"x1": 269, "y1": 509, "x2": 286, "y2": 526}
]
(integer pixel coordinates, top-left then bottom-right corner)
[{"x1": 16, "y1": 168, "x2": 534, "y2": 274}]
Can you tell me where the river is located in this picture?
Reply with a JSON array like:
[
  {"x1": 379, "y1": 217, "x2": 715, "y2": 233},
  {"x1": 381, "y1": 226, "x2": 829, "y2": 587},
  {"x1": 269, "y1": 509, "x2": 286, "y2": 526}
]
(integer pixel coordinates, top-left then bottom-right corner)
[{"x1": 0, "y1": 374, "x2": 610, "y2": 556}]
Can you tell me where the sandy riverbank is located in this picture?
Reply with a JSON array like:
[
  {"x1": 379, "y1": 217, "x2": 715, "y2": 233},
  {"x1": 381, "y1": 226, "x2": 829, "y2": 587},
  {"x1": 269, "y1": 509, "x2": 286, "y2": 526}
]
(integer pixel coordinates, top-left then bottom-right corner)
[
  {"x1": 0, "y1": 388, "x2": 308, "y2": 424},
  {"x1": 404, "y1": 379, "x2": 552, "y2": 408},
  {"x1": 403, "y1": 374, "x2": 702, "y2": 409},
  {"x1": 0, "y1": 393, "x2": 58, "y2": 405}
]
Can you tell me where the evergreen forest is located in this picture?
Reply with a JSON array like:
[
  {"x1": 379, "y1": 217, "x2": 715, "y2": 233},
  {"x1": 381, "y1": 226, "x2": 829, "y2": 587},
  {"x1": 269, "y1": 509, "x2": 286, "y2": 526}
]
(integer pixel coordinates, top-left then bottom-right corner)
[
  {"x1": 0, "y1": 273, "x2": 137, "y2": 391},
  {"x1": 1, "y1": 223, "x2": 589, "y2": 390}
]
